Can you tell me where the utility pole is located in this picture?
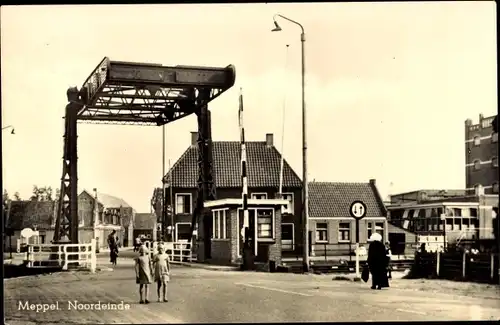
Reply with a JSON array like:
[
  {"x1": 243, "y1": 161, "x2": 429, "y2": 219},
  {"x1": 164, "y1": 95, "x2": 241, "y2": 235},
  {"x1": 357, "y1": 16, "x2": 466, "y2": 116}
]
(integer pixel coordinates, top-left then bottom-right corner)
[{"x1": 162, "y1": 125, "x2": 166, "y2": 242}]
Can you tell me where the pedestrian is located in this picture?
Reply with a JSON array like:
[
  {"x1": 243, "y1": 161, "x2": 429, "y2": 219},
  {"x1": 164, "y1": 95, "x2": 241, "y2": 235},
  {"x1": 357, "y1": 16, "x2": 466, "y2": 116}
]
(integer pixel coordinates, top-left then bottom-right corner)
[
  {"x1": 108, "y1": 230, "x2": 118, "y2": 263},
  {"x1": 110, "y1": 245, "x2": 119, "y2": 266},
  {"x1": 134, "y1": 236, "x2": 141, "y2": 252},
  {"x1": 385, "y1": 241, "x2": 392, "y2": 279},
  {"x1": 153, "y1": 244, "x2": 171, "y2": 302},
  {"x1": 134, "y1": 245, "x2": 153, "y2": 304},
  {"x1": 367, "y1": 233, "x2": 390, "y2": 290}
]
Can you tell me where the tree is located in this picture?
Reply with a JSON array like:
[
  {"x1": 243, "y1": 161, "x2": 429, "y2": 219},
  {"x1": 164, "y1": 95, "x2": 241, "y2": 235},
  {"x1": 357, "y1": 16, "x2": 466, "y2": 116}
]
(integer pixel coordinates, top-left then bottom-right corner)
[
  {"x1": 13, "y1": 192, "x2": 21, "y2": 200},
  {"x1": 30, "y1": 185, "x2": 54, "y2": 201}
]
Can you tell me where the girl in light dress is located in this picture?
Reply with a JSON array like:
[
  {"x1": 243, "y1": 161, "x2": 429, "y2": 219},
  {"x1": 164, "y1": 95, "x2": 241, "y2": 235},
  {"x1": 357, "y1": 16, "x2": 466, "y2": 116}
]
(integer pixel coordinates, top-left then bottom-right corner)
[
  {"x1": 153, "y1": 244, "x2": 171, "y2": 302},
  {"x1": 134, "y1": 245, "x2": 153, "y2": 304}
]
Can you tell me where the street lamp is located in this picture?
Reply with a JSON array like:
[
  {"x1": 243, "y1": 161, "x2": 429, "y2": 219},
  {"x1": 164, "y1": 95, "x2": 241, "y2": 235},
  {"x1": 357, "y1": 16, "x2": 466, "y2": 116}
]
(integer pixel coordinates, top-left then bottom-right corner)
[
  {"x1": 2, "y1": 125, "x2": 15, "y2": 134},
  {"x1": 271, "y1": 14, "x2": 310, "y2": 273}
]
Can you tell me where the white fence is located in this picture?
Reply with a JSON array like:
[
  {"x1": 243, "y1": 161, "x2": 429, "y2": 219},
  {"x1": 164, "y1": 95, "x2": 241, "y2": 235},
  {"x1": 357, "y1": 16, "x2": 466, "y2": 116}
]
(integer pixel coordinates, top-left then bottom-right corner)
[
  {"x1": 25, "y1": 239, "x2": 96, "y2": 272},
  {"x1": 142, "y1": 241, "x2": 194, "y2": 263}
]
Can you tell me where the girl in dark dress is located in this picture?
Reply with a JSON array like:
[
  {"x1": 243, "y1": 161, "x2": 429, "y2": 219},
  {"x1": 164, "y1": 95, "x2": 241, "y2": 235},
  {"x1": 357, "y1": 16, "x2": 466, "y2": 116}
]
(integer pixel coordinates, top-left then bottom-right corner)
[{"x1": 367, "y1": 233, "x2": 390, "y2": 290}]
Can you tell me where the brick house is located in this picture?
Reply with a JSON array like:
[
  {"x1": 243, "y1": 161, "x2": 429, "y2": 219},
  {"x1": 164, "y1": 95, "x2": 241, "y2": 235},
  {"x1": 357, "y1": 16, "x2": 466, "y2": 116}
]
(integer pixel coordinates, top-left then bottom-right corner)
[
  {"x1": 4, "y1": 190, "x2": 135, "y2": 251},
  {"x1": 153, "y1": 131, "x2": 303, "y2": 257},
  {"x1": 307, "y1": 180, "x2": 388, "y2": 257},
  {"x1": 465, "y1": 114, "x2": 498, "y2": 194}
]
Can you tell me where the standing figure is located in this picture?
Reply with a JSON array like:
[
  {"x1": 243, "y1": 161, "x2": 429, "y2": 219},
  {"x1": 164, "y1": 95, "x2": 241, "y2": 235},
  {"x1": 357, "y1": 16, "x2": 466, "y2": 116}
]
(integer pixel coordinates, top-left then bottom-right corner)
[
  {"x1": 110, "y1": 245, "x2": 119, "y2": 266},
  {"x1": 134, "y1": 236, "x2": 142, "y2": 252},
  {"x1": 134, "y1": 245, "x2": 153, "y2": 304},
  {"x1": 385, "y1": 241, "x2": 392, "y2": 279},
  {"x1": 107, "y1": 230, "x2": 117, "y2": 263},
  {"x1": 367, "y1": 233, "x2": 390, "y2": 290},
  {"x1": 153, "y1": 244, "x2": 171, "y2": 302}
]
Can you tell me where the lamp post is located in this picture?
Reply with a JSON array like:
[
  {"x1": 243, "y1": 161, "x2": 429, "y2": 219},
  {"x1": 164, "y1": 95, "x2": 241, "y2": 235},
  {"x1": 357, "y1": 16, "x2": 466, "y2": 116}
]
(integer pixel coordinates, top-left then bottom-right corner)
[
  {"x1": 271, "y1": 14, "x2": 309, "y2": 273},
  {"x1": 2, "y1": 125, "x2": 15, "y2": 134},
  {"x1": 162, "y1": 125, "x2": 166, "y2": 242}
]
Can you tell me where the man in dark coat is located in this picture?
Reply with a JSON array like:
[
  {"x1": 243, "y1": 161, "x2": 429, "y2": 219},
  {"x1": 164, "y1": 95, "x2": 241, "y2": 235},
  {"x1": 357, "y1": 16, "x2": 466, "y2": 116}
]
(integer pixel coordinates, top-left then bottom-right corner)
[
  {"x1": 107, "y1": 230, "x2": 118, "y2": 264},
  {"x1": 367, "y1": 233, "x2": 390, "y2": 290}
]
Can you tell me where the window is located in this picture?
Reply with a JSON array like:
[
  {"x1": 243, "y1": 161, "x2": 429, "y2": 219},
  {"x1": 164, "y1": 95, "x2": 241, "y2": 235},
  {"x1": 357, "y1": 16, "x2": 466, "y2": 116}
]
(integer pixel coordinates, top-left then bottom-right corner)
[
  {"x1": 212, "y1": 209, "x2": 227, "y2": 240},
  {"x1": 493, "y1": 183, "x2": 499, "y2": 194},
  {"x1": 315, "y1": 223, "x2": 328, "y2": 243},
  {"x1": 175, "y1": 223, "x2": 193, "y2": 242},
  {"x1": 281, "y1": 193, "x2": 294, "y2": 214},
  {"x1": 338, "y1": 223, "x2": 351, "y2": 242},
  {"x1": 375, "y1": 222, "x2": 384, "y2": 240},
  {"x1": 281, "y1": 223, "x2": 294, "y2": 250},
  {"x1": 175, "y1": 194, "x2": 192, "y2": 214},
  {"x1": 473, "y1": 160, "x2": 481, "y2": 171},
  {"x1": 367, "y1": 223, "x2": 373, "y2": 238},
  {"x1": 473, "y1": 136, "x2": 481, "y2": 146},
  {"x1": 251, "y1": 193, "x2": 267, "y2": 200},
  {"x1": 257, "y1": 209, "x2": 273, "y2": 239},
  {"x1": 492, "y1": 132, "x2": 498, "y2": 143},
  {"x1": 492, "y1": 157, "x2": 498, "y2": 167}
]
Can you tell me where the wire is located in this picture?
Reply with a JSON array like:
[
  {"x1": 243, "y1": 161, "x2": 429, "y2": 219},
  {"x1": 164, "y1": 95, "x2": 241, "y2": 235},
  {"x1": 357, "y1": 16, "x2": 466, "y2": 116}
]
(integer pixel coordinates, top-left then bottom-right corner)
[{"x1": 279, "y1": 44, "x2": 290, "y2": 196}]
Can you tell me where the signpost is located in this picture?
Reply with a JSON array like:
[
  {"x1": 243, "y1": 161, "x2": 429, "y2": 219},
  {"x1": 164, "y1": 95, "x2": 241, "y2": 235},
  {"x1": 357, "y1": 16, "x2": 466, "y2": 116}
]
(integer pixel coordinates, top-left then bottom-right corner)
[{"x1": 349, "y1": 200, "x2": 367, "y2": 279}]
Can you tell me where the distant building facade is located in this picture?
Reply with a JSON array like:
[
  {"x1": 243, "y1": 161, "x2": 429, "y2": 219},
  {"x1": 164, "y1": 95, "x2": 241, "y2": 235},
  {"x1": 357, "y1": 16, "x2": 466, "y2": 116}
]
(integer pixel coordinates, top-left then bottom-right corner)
[
  {"x1": 388, "y1": 189, "x2": 498, "y2": 248},
  {"x1": 133, "y1": 213, "x2": 158, "y2": 242},
  {"x1": 465, "y1": 114, "x2": 498, "y2": 194}
]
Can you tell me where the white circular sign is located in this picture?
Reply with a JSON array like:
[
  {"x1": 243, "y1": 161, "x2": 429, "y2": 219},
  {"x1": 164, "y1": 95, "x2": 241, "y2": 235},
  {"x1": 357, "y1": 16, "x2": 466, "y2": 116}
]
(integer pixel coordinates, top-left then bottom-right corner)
[
  {"x1": 349, "y1": 201, "x2": 367, "y2": 219},
  {"x1": 20, "y1": 228, "x2": 34, "y2": 238}
]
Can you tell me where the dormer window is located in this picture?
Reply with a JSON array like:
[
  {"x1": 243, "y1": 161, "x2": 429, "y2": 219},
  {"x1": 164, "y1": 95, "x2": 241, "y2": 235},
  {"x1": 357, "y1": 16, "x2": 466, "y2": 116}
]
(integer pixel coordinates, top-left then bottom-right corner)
[{"x1": 492, "y1": 132, "x2": 498, "y2": 143}]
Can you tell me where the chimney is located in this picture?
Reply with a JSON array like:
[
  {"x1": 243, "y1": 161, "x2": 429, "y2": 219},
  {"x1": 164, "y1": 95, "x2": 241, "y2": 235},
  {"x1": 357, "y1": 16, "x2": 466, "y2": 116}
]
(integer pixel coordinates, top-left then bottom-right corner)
[
  {"x1": 369, "y1": 179, "x2": 376, "y2": 186},
  {"x1": 479, "y1": 113, "x2": 484, "y2": 121},
  {"x1": 191, "y1": 131, "x2": 198, "y2": 147},
  {"x1": 266, "y1": 133, "x2": 273, "y2": 147},
  {"x1": 465, "y1": 119, "x2": 472, "y2": 126}
]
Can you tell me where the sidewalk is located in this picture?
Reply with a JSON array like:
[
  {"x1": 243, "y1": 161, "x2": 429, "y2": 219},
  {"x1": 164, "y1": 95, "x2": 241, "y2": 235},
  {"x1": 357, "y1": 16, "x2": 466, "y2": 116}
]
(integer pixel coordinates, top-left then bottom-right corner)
[{"x1": 331, "y1": 271, "x2": 500, "y2": 300}]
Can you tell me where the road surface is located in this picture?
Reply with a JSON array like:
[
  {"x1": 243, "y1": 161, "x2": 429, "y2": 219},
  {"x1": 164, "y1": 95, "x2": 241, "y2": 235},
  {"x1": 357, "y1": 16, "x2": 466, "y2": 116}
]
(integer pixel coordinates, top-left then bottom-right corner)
[{"x1": 4, "y1": 262, "x2": 500, "y2": 324}]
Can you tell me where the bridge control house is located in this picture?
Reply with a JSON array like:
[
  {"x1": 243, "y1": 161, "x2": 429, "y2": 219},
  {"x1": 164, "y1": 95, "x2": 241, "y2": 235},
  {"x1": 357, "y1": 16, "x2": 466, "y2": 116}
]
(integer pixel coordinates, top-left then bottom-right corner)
[{"x1": 204, "y1": 198, "x2": 289, "y2": 266}]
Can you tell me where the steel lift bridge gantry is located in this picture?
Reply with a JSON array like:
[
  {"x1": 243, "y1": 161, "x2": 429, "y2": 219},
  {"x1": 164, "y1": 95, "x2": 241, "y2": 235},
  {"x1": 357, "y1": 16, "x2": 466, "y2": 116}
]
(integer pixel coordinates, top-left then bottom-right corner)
[{"x1": 53, "y1": 57, "x2": 235, "y2": 261}]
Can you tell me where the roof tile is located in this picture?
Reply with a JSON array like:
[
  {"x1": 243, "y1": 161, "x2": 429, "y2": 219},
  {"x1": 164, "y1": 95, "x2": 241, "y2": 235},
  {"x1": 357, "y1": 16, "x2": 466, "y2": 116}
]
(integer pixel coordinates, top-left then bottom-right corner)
[{"x1": 165, "y1": 141, "x2": 302, "y2": 189}]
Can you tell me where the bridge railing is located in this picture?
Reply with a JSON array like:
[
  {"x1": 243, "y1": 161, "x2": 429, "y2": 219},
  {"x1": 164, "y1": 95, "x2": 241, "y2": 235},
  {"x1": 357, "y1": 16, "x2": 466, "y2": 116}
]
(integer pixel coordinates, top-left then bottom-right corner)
[
  {"x1": 142, "y1": 241, "x2": 193, "y2": 263},
  {"x1": 25, "y1": 239, "x2": 97, "y2": 272}
]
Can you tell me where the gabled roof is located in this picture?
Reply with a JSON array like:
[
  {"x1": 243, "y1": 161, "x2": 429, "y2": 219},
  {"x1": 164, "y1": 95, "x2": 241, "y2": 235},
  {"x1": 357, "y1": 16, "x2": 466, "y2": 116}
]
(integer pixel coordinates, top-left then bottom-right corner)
[
  {"x1": 164, "y1": 141, "x2": 302, "y2": 189},
  {"x1": 81, "y1": 190, "x2": 132, "y2": 209},
  {"x1": 309, "y1": 181, "x2": 386, "y2": 218},
  {"x1": 134, "y1": 213, "x2": 156, "y2": 229}
]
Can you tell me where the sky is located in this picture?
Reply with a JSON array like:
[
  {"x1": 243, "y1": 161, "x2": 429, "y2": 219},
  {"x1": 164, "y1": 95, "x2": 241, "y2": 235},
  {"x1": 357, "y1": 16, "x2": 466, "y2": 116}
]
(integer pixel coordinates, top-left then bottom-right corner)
[{"x1": 1, "y1": 2, "x2": 497, "y2": 212}]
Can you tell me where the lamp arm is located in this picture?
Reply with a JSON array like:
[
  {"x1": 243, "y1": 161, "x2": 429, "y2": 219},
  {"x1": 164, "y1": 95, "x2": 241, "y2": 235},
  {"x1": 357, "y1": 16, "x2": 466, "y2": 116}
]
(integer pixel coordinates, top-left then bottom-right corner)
[{"x1": 274, "y1": 14, "x2": 305, "y2": 34}]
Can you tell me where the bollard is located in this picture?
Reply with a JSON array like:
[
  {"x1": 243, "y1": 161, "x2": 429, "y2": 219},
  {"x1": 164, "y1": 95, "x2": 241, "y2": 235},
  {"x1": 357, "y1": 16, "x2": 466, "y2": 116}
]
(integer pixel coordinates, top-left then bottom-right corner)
[
  {"x1": 462, "y1": 251, "x2": 467, "y2": 279},
  {"x1": 436, "y1": 250, "x2": 440, "y2": 277}
]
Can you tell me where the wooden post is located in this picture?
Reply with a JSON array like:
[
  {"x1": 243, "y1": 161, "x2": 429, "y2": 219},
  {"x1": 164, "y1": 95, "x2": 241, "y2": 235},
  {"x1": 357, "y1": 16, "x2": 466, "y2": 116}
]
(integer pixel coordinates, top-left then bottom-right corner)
[
  {"x1": 436, "y1": 250, "x2": 440, "y2": 277},
  {"x1": 90, "y1": 239, "x2": 96, "y2": 273},
  {"x1": 324, "y1": 244, "x2": 327, "y2": 262},
  {"x1": 180, "y1": 245, "x2": 184, "y2": 263},
  {"x1": 491, "y1": 253, "x2": 495, "y2": 280},
  {"x1": 462, "y1": 251, "x2": 467, "y2": 279}
]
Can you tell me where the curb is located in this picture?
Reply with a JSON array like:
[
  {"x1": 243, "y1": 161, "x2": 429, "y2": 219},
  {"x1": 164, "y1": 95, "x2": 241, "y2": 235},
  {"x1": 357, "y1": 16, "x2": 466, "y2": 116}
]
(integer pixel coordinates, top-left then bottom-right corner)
[{"x1": 177, "y1": 262, "x2": 239, "y2": 272}]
